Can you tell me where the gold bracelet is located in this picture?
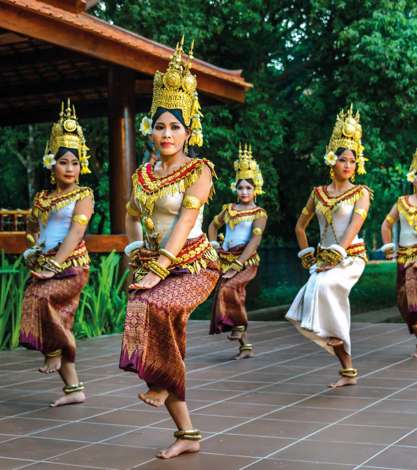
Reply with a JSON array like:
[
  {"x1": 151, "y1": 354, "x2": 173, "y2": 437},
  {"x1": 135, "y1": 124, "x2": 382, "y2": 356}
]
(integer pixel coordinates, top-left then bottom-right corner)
[
  {"x1": 231, "y1": 260, "x2": 244, "y2": 272},
  {"x1": 147, "y1": 259, "x2": 170, "y2": 279},
  {"x1": 252, "y1": 227, "x2": 263, "y2": 236},
  {"x1": 159, "y1": 248, "x2": 178, "y2": 263},
  {"x1": 72, "y1": 214, "x2": 89, "y2": 225},
  {"x1": 40, "y1": 257, "x2": 63, "y2": 274},
  {"x1": 46, "y1": 349, "x2": 62, "y2": 358},
  {"x1": 213, "y1": 214, "x2": 223, "y2": 229},
  {"x1": 385, "y1": 214, "x2": 395, "y2": 225},
  {"x1": 301, "y1": 252, "x2": 315, "y2": 270},
  {"x1": 182, "y1": 195, "x2": 203, "y2": 210},
  {"x1": 354, "y1": 208, "x2": 367, "y2": 221},
  {"x1": 126, "y1": 201, "x2": 141, "y2": 217}
]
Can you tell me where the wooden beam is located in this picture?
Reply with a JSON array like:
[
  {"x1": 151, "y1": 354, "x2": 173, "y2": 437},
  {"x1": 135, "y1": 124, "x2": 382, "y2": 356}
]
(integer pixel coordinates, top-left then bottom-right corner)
[
  {"x1": 0, "y1": 233, "x2": 128, "y2": 253},
  {"x1": 0, "y1": 1, "x2": 250, "y2": 103},
  {"x1": 108, "y1": 65, "x2": 137, "y2": 234}
]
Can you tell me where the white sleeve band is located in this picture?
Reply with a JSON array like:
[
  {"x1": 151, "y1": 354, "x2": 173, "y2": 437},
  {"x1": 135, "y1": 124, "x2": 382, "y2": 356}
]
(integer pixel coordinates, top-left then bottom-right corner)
[
  {"x1": 23, "y1": 248, "x2": 38, "y2": 260},
  {"x1": 380, "y1": 243, "x2": 395, "y2": 253},
  {"x1": 328, "y1": 244, "x2": 347, "y2": 258},
  {"x1": 298, "y1": 247, "x2": 314, "y2": 258},
  {"x1": 124, "y1": 241, "x2": 144, "y2": 256}
]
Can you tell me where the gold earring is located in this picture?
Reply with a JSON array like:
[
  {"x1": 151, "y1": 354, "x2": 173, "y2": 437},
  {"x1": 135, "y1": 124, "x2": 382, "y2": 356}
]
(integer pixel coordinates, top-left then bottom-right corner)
[
  {"x1": 330, "y1": 168, "x2": 334, "y2": 180},
  {"x1": 76, "y1": 175, "x2": 79, "y2": 184},
  {"x1": 50, "y1": 173, "x2": 56, "y2": 184},
  {"x1": 350, "y1": 173, "x2": 355, "y2": 183}
]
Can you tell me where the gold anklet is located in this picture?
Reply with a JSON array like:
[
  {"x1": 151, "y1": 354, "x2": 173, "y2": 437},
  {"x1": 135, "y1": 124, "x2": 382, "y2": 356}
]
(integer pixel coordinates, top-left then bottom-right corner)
[
  {"x1": 232, "y1": 325, "x2": 246, "y2": 333},
  {"x1": 339, "y1": 368, "x2": 358, "y2": 378},
  {"x1": 46, "y1": 349, "x2": 62, "y2": 358},
  {"x1": 63, "y1": 382, "x2": 85, "y2": 394},
  {"x1": 239, "y1": 343, "x2": 253, "y2": 352},
  {"x1": 173, "y1": 429, "x2": 202, "y2": 441}
]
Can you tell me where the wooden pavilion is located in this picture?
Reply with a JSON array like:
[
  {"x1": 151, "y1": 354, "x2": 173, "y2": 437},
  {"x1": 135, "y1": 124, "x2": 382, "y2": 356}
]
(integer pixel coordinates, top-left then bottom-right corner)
[{"x1": 0, "y1": 0, "x2": 251, "y2": 253}]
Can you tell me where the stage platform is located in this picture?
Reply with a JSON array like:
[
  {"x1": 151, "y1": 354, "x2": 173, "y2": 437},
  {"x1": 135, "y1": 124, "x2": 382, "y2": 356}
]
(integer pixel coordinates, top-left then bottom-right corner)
[{"x1": 0, "y1": 321, "x2": 416, "y2": 470}]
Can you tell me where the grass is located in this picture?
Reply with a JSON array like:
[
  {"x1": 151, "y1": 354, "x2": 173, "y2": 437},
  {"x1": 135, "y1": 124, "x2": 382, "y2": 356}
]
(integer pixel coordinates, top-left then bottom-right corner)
[{"x1": 0, "y1": 251, "x2": 128, "y2": 350}]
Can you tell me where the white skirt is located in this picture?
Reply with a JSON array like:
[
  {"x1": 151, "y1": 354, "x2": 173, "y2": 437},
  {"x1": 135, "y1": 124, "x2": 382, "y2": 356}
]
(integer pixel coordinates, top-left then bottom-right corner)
[{"x1": 285, "y1": 257, "x2": 365, "y2": 356}]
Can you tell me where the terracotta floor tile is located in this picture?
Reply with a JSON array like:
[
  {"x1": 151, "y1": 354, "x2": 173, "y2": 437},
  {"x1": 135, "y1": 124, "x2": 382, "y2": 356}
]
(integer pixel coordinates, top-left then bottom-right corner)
[
  {"x1": 202, "y1": 433, "x2": 295, "y2": 457},
  {"x1": 87, "y1": 409, "x2": 166, "y2": 427},
  {"x1": 270, "y1": 440, "x2": 384, "y2": 465},
  {"x1": 49, "y1": 443, "x2": 157, "y2": 469},
  {"x1": 0, "y1": 417, "x2": 67, "y2": 436},
  {"x1": 267, "y1": 406, "x2": 352, "y2": 423},
  {"x1": 343, "y1": 411, "x2": 417, "y2": 429},
  {"x1": 365, "y1": 445, "x2": 417, "y2": 469},
  {"x1": 230, "y1": 419, "x2": 324, "y2": 439},
  {"x1": 248, "y1": 460, "x2": 354, "y2": 469},
  {"x1": 309, "y1": 423, "x2": 410, "y2": 445},
  {"x1": 0, "y1": 436, "x2": 84, "y2": 460},
  {"x1": 195, "y1": 401, "x2": 278, "y2": 418},
  {"x1": 0, "y1": 457, "x2": 34, "y2": 469},
  {"x1": 35, "y1": 421, "x2": 136, "y2": 443}
]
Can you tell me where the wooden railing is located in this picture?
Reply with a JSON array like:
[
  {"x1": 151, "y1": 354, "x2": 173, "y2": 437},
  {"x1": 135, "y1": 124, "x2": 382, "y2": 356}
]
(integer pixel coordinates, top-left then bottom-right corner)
[
  {"x1": 0, "y1": 209, "x2": 30, "y2": 232},
  {"x1": 0, "y1": 208, "x2": 127, "y2": 253}
]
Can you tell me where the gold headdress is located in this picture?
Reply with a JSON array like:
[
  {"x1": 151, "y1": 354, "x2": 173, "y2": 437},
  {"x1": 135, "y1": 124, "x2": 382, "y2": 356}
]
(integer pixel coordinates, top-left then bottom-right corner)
[
  {"x1": 145, "y1": 37, "x2": 203, "y2": 147},
  {"x1": 324, "y1": 105, "x2": 367, "y2": 175},
  {"x1": 232, "y1": 143, "x2": 264, "y2": 195},
  {"x1": 43, "y1": 99, "x2": 91, "y2": 175},
  {"x1": 407, "y1": 149, "x2": 417, "y2": 183}
]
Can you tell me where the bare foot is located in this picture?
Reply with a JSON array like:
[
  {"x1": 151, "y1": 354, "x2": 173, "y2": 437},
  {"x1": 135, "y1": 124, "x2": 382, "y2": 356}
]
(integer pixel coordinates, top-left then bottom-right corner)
[
  {"x1": 157, "y1": 439, "x2": 200, "y2": 459},
  {"x1": 138, "y1": 387, "x2": 169, "y2": 407},
  {"x1": 412, "y1": 351, "x2": 417, "y2": 358},
  {"x1": 326, "y1": 337, "x2": 344, "y2": 348},
  {"x1": 328, "y1": 377, "x2": 357, "y2": 388},
  {"x1": 39, "y1": 356, "x2": 61, "y2": 374},
  {"x1": 50, "y1": 391, "x2": 85, "y2": 407},
  {"x1": 235, "y1": 349, "x2": 254, "y2": 360}
]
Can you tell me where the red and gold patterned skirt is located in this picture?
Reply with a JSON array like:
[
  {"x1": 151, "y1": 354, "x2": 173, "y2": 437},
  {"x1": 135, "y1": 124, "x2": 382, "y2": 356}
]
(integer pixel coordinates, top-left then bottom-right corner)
[
  {"x1": 210, "y1": 245, "x2": 259, "y2": 334},
  {"x1": 397, "y1": 259, "x2": 417, "y2": 334},
  {"x1": 119, "y1": 237, "x2": 220, "y2": 401},
  {"x1": 19, "y1": 267, "x2": 89, "y2": 362}
]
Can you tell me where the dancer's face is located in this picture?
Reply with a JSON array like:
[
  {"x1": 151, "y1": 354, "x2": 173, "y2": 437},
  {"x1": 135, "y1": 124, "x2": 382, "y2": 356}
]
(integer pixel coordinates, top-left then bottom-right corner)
[
  {"x1": 152, "y1": 112, "x2": 190, "y2": 158},
  {"x1": 333, "y1": 149, "x2": 356, "y2": 181},
  {"x1": 237, "y1": 180, "x2": 255, "y2": 204},
  {"x1": 54, "y1": 151, "x2": 80, "y2": 185}
]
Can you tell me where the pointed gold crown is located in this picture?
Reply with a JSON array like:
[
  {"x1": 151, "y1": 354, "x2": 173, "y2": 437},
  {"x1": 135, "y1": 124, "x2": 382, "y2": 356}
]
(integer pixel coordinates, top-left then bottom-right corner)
[
  {"x1": 326, "y1": 104, "x2": 367, "y2": 175},
  {"x1": 45, "y1": 99, "x2": 91, "y2": 174},
  {"x1": 409, "y1": 149, "x2": 417, "y2": 173},
  {"x1": 233, "y1": 143, "x2": 264, "y2": 195},
  {"x1": 150, "y1": 37, "x2": 203, "y2": 146}
]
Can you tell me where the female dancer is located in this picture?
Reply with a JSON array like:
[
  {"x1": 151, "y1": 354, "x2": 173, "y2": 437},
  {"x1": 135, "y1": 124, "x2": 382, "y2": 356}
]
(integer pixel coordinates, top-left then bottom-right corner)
[
  {"x1": 381, "y1": 149, "x2": 417, "y2": 357},
  {"x1": 208, "y1": 144, "x2": 267, "y2": 358},
  {"x1": 286, "y1": 106, "x2": 372, "y2": 388},
  {"x1": 20, "y1": 100, "x2": 94, "y2": 407},
  {"x1": 119, "y1": 39, "x2": 220, "y2": 459}
]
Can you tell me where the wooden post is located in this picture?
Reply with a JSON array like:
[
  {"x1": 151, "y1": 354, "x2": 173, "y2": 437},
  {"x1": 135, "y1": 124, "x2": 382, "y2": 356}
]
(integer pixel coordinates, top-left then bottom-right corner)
[{"x1": 108, "y1": 65, "x2": 137, "y2": 234}]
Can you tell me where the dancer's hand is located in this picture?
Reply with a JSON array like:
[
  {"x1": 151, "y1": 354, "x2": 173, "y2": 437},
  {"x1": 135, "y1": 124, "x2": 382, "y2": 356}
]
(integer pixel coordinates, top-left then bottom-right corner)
[
  {"x1": 129, "y1": 272, "x2": 161, "y2": 290},
  {"x1": 31, "y1": 270, "x2": 55, "y2": 279},
  {"x1": 223, "y1": 269, "x2": 238, "y2": 279}
]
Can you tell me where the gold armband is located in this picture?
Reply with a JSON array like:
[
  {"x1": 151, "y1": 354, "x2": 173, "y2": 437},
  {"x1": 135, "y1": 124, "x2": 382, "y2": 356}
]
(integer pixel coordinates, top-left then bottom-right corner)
[
  {"x1": 126, "y1": 201, "x2": 141, "y2": 217},
  {"x1": 301, "y1": 207, "x2": 312, "y2": 217},
  {"x1": 159, "y1": 248, "x2": 178, "y2": 263},
  {"x1": 182, "y1": 195, "x2": 203, "y2": 210},
  {"x1": 72, "y1": 214, "x2": 89, "y2": 225},
  {"x1": 40, "y1": 257, "x2": 63, "y2": 274},
  {"x1": 26, "y1": 233, "x2": 36, "y2": 247},
  {"x1": 354, "y1": 208, "x2": 367, "y2": 221},
  {"x1": 213, "y1": 214, "x2": 223, "y2": 229},
  {"x1": 385, "y1": 214, "x2": 395, "y2": 225},
  {"x1": 252, "y1": 227, "x2": 263, "y2": 236}
]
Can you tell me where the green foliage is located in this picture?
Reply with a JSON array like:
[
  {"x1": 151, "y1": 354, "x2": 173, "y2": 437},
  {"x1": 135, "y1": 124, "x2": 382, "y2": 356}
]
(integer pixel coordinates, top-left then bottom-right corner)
[
  {"x1": 2, "y1": 1, "x2": 417, "y2": 246},
  {"x1": 73, "y1": 252, "x2": 128, "y2": 338},
  {"x1": 0, "y1": 253, "x2": 28, "y2": 349},
  {"x1": 0, "y1": 252, "x2": 128, "y2": 350}
]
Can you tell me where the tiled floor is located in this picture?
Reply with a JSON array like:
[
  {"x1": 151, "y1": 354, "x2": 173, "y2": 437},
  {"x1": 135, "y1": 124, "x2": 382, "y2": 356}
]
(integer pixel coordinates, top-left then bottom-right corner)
[{"x1": 0, "y1": 321, "x2": 417, "y2": 470}]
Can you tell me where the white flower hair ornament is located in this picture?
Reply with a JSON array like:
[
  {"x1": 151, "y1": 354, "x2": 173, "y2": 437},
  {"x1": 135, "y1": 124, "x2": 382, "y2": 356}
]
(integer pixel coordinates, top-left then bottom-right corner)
[
  {"x1": 407, "y1": 170, "x2": 417, "y2": 183},
  {"x1": 140, "y1": 116, "x2": 153, "y2": 136},
  {"x1": 324, "y1": 151, "x2": 337, "y2": 167},
  {"x1": 43, "y1": 153, "x2": 56, "y2": 170}
]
